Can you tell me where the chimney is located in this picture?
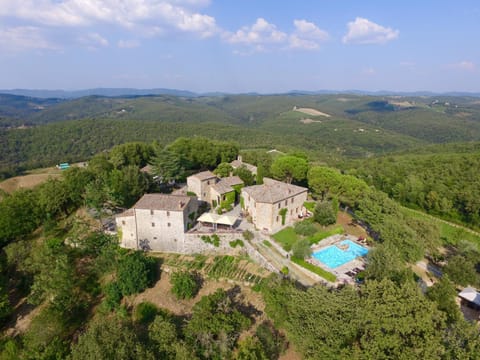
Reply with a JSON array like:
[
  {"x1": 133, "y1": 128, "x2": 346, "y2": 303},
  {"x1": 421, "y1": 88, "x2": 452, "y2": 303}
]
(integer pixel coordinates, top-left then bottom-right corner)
[{"x1": 179, "y1": 201, "x2": 185, "y2": 209}]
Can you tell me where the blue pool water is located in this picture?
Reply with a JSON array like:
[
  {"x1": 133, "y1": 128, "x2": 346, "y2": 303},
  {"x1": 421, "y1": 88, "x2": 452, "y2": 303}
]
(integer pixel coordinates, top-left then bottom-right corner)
[{"x1": 312, "y1": 240, "x2": 368, "y2": 269}]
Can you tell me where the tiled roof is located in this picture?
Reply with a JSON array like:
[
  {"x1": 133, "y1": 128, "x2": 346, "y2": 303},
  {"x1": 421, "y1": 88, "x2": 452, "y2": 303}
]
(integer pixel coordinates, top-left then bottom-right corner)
[
  {"x1": 133, "y1": 194, "x2": 192, "y2": 211},
  {"x1": 230, "y1": 160, "x2": 257, "y2": 173},
  {"x1": 189, "y1": 170, "x2": 216, "y2": 181},
  {"x1": 211, "y1": 176, "x2": 243, "y2": 194},
  {"x1": 242, "y1": 178, "x2": 307, "y2": 204},
  {"x1": 116, "y1": 208, "x2": 134, "y2": 218},
  {"x1": 221, "y1": 176, "x2": 243, "y2": 186}
]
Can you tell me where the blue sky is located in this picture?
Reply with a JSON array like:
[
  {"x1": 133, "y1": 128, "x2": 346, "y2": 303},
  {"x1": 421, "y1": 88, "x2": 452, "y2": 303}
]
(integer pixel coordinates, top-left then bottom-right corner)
[{"x1": 0, "y1": 0, "x2": 479, "y2": 93}]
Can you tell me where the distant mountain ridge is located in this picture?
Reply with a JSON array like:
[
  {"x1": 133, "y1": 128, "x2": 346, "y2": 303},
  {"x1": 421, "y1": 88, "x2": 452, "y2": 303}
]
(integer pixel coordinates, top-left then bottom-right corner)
[{"x1": 2, "y1": 88, "x2": 480, "y2": 99}]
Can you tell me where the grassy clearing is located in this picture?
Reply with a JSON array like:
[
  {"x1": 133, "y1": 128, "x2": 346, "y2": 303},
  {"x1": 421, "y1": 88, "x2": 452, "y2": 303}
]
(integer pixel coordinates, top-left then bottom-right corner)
[
  {"x1": 402, "y1": 208, "x2": 480, "y2": 247},
  {"x1": 307, "y1": 226, "x2": 344, "y2": 245},
  {"x1": 291, "y1": 258, "x2": 337, "y2": 282},
  {"x1": 272, "y1": 227, "x2": 299, "y2": 251}
]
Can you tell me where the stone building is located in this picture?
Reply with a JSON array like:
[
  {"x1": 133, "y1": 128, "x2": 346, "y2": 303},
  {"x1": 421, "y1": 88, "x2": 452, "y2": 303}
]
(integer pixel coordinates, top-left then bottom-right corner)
[
  {"x1": 186, "y1": 170, "x2": 217, "y2": 202},
  {"x1": 241, "y1": 178, "x2": 308, "y2": 234},
  {"x1": 187, "y1": 171, "x2": 243, "y2": 207},
  {"x1": 115, "y1": 194, "x2": 198, "y2": 252},
  {"x1": 230, "y1": 155, "x2": 257, "y2": 176}
]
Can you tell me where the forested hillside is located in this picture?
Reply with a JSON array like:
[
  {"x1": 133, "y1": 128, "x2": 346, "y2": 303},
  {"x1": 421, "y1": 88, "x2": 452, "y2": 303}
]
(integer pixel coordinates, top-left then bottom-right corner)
[{"x1": 3, "y1": 93, "x2": 480, "y2": 178}]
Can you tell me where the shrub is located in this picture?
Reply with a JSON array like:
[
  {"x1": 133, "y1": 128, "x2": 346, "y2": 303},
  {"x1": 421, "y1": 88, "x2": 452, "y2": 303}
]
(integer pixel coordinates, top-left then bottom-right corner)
[
  {"x1": 229, "y1": 239, "x2": 244, "y2": 248},
  {"x1": 281, "y1": 266, "x2": 289, "y2": 275},
  {"x1": 200, "y1": 235, "x2": 219, "y2": 247},
  {"x1": 103, "y1": 281, "x2": 122, "y2": 311},
  {"x1": 279, "y1": 208, "x2": 287, "y2": 225},
  {"x1": 292, "y1": 238, "x2": 312, "y2": 260},
  {"x1": 314, "y1": 201, "x2": 337, "y2": 226},
  {"x1": 242, "y1": 230, "x2": 254, "y2": 241},
  {"x1": 134, "y1": 302, "x2": 158, "y2": 324},
  {"x1": 170, "y1": 271, "x2": 200, "y2": 299},
  {"x1": 294, "y1": 220, "x2": 317, "y2": 236},
  {"x1": 117, "y1": 251, "x2": 156, "y2": 296}
]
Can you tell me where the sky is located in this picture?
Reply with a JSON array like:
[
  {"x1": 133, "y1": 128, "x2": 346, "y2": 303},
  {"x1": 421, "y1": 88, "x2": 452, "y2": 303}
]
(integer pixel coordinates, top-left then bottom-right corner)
[{"x1": 0, "y1": 0, "x2": 479, "y2": 93}]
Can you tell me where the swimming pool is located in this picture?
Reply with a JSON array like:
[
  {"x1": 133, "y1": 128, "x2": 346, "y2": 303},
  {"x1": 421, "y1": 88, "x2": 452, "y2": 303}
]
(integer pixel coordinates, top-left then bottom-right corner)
[{"x1": 312, "y1": 240, "x2": 368, "y2": 269}]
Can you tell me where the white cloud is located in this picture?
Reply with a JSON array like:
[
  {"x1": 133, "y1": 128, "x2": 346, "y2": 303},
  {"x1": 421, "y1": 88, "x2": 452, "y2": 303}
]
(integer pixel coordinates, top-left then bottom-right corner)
[
  {"x1": 226, "y1": 18, "x2": 287, "y2": 45},
  {"x1": 0, "y1": 26, "x2": 56, "y2": 52},
  {"x1": 289, "y1": 19, "x2": 329, "y2": 50},
  {"x1": 343, "y1": 17, "x2": 399, "y2": 44},
  {"x1": 449, "y1": 60, "x2": 476, "y2": 71},
  {"x1": 78, "y1": 32, "x2": 109, "y2": 49},
  {"x1": 227, "y1": 18, "x2": 328, "y2": 53},
  {"x1": 118, "y1": 39, "x2": 140, "y2": 48},
  {"x1": 0, "y1": 0, "x2": 218, "y2": 37}
]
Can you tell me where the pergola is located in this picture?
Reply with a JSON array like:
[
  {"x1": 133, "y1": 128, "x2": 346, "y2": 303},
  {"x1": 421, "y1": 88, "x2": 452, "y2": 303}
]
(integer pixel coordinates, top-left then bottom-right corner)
[{"x1": 197, "y1": 212, "x2": 237, "y2": 230}]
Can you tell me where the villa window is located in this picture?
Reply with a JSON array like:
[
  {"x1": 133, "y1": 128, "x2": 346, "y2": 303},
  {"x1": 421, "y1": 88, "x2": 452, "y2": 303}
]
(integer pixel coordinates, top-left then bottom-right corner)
[
  {"x1": 151, "y1": 222, "x2": 155, "y2": 227},
  {"x1": 278, "y1": 203, "x2": 280, "y2": 209},
  {"x1": 285, "y1": 200, "x2": 287, "y2": 206},
  {"x1": 150, "y1": 209, "x2": 154, "y2": 215},
  {"x1": 290, "y1": 209, "x2": 293, "y2": 215},
  {"x1": 276, "y1": 216, "x2": 279, "y2": 223},
  {"x1": 168, "y1": 222, "x2": 171, "y2": 227},
  {"x1": 122, "y1": 220, "x2": 125, "y2": 225},
  {"x1": 291, "y1": 198, "x2": 294, "y2": 204},
  {"x1": 167, "y1": 211, "x2": 170, "y2": 216},
  {"x1": 296, "y1": 207, "x2": 298, "y2": 213}
]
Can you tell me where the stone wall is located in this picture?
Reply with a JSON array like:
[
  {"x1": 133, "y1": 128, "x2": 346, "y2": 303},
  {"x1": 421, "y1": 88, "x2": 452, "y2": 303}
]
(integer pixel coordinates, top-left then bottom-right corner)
[{"x1": 183, "y1": 231, "x2": 245, "y2": 255}]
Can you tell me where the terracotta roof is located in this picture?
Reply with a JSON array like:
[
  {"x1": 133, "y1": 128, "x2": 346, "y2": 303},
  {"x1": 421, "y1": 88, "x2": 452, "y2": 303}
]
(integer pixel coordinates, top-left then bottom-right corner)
[
  {"x1": 133, "y1": 194, "x2": 192, "y2": 211},
  {"x1": 242, "y1": 178, "x2": 307, "y2": 204},
  {"x1": 189, "y1": 170, "x2": 216, "y2": 181}
]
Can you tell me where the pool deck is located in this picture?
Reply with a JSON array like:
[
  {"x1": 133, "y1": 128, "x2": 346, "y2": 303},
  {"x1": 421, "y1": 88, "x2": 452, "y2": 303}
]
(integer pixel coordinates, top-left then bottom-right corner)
[{"x1": 308, "y1": 234, "x2": 370, "y2": 285}]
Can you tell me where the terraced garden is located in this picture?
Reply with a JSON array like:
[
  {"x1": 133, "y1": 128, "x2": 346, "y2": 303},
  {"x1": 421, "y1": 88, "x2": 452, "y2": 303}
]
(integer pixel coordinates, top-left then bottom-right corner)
[{"x1": 160, "y1": 254, "x2": 269, "y2": 286}]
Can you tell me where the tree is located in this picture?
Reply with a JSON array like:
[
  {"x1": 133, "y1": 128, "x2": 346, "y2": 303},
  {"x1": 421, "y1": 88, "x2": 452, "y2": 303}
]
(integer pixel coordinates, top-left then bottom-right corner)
[
  {"x1": 443, "y1": 255, "x2": 478, "y2": 287},
  {"x1": 270, "y1": 156, "x2": 307, "y2": 184},
  {"x1": 291, "y1": 239, "x2": 312, "y2": 260},
  {"x1": 314, "y1": 201, "x2": 337, "y2": 226},
  {"x1": 149, "y1": 315, "x2": 179, "y2": 358},
  {"x1": 233, "y1": 165, "x2": 255, "y2": 186},
  {"x1": 70, "y1": 316, "x2": 153, "y2": 360},
  {"x1": 170, "y1": 271, "x2": 200, "y2": 300},
  {"x1": 0, "y1": 189, "x2": 41, "y2": 245},
  {"x1": 105, "y1": 165, "x2": 150, "y2": 208},
  {"x1": 109, "y1": 142, "x2": 153, "y2": 169},
  {"x1": 117, "y1": 251, "x2": 156, "y2": 296},
  {"x1": 427, "y1": 275, "x2": 460, "y2": 323},
  {"x1": 357, "y1": 279, "x2": 446, "y2": 360},
  {"x1": 214, "y1": 162, "x2": 233, "y2": 178},
  {"x1": 234, "y1": 337, "x2": 268, "y2": 360},
  {"x1": 364, "y1": 243, "x2": 413, "y2": 284},
  {"x1": 185, "y1": 289, "x2": 251, "y2": 359},
  {"x1": 150, "y1": 147, "x2": 185, "y2": 183}
]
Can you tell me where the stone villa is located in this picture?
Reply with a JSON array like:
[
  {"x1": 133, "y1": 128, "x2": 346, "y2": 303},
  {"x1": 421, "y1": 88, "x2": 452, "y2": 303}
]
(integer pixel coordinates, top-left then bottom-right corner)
[
  {"x1": 116, "y1": 194, "x2": 198, "y2": 252},
  {"x1": 116, "y1": 173, "x2": 309, "y2": 253},
  {"x1": 241, "y1": 178, "x2": 308, "y2": 234}
]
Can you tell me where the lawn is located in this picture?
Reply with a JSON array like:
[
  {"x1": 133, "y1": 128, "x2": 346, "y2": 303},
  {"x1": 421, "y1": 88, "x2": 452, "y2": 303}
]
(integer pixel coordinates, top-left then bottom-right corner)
[
  {"x1": 401, "y1": 207, "x2": 480, "y2": 247},
  {"x1": 307, "y1": 226, "x2": 344, "y2": 245},
  {"x1": 272, "y1": 227, "x2": 299, "y2": 251},
  {"x1": 291, "y1": 258, "x2": 337, "y2": 282}
]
